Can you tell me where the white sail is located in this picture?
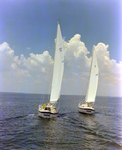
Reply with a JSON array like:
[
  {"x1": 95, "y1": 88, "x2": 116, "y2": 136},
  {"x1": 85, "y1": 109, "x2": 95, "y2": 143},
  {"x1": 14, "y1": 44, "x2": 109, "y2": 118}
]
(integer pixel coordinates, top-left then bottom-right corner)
[
  {"x1": 85, "y1": 47, "x2": 99, "y2": 103},
  {"x1": 50, "y1": 23, "x2": 64, "y2": 103}
]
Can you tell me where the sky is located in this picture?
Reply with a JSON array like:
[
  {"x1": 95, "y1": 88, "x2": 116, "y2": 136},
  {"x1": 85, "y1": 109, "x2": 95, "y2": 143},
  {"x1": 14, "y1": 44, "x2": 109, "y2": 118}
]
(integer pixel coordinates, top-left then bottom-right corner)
[{"x1": 0, "y1": 0, "x2": 122, "y2": 97}]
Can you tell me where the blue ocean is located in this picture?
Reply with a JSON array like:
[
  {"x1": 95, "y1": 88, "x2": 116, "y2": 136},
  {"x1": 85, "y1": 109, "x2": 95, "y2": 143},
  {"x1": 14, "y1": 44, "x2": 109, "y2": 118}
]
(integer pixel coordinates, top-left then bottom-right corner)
[{"x1": 0, "y1": 92, "x2": 122, "y2": 150}]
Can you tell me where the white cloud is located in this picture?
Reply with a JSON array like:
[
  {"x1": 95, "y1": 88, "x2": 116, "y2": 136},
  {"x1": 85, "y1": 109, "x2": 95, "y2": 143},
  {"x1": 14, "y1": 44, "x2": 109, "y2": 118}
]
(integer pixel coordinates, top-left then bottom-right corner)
[
  {"x1": 0, "y1": 42, "x2": 53, "y2": 93},
  {"x1": 0, "y1": 36, "x2": 121, "y2": 97},
  {"x1": 62, "y1": 36, "x2": 122, "y2": 97},
  {"x1": 0, "y1": 42, "x2": 14, "y2": 72},
  {"x1": 94, "y1": 43, "x2": 122, "y2": 96},
  {"x1": 62, "y1": 34, "x2": 91, "y2": 95}
]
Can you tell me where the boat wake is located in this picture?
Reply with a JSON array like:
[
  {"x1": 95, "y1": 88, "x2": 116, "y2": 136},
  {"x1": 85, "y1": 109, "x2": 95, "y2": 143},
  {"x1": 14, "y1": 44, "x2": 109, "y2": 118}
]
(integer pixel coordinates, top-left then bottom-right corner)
[
  {"x1": 58, "y1": 111, "x2": 77, "y2": 118},
  {"x1": 0, "y1": 114, "x2": 36, "y2": 121},
  {"x1": 58, "y1": 113, "x2": 67, "y2": 118}
]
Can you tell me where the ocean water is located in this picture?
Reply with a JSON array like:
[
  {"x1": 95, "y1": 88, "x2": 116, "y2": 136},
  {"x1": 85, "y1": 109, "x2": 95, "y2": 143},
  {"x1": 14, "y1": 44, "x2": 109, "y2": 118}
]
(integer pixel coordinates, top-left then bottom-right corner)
[{"x1": 0, "y1": 92, "x2": 122, "y2": 150}]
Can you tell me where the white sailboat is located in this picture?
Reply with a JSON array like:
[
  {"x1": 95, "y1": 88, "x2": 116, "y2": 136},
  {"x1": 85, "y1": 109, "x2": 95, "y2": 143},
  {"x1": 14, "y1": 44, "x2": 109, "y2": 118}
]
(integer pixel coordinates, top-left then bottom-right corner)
[
  {"x1": 38, "y1": 22, "x2": 64, "y2": 118},
  {"x1": 78, "y1": 46, "x2": 99, "y2": 114}
]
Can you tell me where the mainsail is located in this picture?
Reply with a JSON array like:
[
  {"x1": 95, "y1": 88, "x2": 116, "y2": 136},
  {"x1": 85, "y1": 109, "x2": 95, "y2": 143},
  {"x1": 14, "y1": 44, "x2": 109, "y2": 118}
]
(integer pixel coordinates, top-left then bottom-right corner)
[
  {"x1": 85, "y1": 47, "x2": 99, "y2": 103},
  {"x1": 50, "y1": 23, "x2": 64, "y2": 103}
]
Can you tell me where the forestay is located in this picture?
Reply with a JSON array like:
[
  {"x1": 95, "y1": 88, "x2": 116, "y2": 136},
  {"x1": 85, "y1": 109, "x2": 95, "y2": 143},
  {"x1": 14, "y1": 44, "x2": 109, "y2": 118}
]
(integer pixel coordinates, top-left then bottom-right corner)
[
  {"x1": 50, "y1": 23, "x2": 64, "y2": 103},
  {"x1": 85, "y1": 47, "x2": 99, "y2": 103}
]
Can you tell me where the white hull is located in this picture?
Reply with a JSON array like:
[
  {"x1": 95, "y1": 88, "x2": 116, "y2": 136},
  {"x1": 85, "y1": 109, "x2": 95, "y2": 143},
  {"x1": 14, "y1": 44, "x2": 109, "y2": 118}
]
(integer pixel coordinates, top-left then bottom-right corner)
[
  {"x1": 38, "y1": 110, "x2": 58, "y2": 118},
  {"x1": 38, "y1": 104, "x2": 58, "y2": 118},
  {"x1": 78, "y1": 104, "x2": 94, "y2": 114}
]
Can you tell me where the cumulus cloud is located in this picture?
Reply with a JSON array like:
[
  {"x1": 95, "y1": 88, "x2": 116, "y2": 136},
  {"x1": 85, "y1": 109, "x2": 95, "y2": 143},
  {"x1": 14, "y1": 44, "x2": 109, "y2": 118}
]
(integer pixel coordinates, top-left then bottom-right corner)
[
  {"x1": 62, "y1": 34, "x2": 91, "y2": 95},
  {"x1": 0, "y1": 35, "x2": 121, "y2": 97},
  {"x1": 94, "y1": 43, "x2": 122, "y2": 96},
  {"x1": 0, "y1": 42, "x2": 14, "y2": 72},
  {"x1": 62, "y1": 35, "x2": 122, "y2": 97},
  {"x1": 0, "y1": 42, "x2": 53, "y2": 93}
]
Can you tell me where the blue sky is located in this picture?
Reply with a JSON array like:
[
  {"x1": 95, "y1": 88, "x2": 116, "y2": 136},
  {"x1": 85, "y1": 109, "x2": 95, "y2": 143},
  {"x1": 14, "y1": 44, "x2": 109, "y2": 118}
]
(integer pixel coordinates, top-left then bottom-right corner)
[
  {"x1": 0, "y1": 0, "x2": 122, "y2": 96},
  {"x1": 0, "y1": 0, "x2": 121, "y2": 61}
]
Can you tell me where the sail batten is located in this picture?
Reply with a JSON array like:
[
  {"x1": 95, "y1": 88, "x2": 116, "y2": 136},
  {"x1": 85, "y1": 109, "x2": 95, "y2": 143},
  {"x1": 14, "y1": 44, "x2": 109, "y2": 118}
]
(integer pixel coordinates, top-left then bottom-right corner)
[
  {"x1": 50, "y1": 23, "x2": 64, "y2": 103},
  {"x1": 85, "y1": 48, "x2": 99, "y2": 103}
]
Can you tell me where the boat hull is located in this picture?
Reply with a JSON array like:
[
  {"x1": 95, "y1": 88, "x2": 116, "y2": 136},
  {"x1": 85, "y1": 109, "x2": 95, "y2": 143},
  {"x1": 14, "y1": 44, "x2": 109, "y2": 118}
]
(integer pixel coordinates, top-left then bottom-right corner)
[
  {"x1": 38, "y1": 110, "x2": 58, "y2": 118},
  {"x1": 78, "y1": 106, "x2": 95, "y2": 114}
]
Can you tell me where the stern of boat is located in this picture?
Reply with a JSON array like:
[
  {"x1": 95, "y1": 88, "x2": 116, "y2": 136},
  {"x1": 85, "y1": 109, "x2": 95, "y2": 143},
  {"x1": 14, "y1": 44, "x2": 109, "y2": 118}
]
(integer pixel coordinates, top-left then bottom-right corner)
[
  {"x1": 38, "y1": 103, "x2": 58, "y2": 118},
  {"x1": 78, "y1": 103, "x2": 95, "y2": 114}
]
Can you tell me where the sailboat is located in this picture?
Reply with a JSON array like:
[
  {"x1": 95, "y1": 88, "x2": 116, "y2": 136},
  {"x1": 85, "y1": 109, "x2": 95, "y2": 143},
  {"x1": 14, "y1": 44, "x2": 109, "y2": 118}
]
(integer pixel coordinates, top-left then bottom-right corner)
[
  {"x1": 38, "y1": 22, "x2": 64, "y2": 118},
  {"x1": 78, "y1": 46, "x2": 99, "y2": 114}
]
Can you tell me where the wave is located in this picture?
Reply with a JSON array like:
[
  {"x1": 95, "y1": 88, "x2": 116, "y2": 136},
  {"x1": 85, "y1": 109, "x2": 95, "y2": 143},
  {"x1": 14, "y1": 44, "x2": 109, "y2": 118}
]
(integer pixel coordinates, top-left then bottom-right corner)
[
  {"x1": 0, "y1": 114, "x2": 36, "y2": 121},
  {"x1": 58, "y1": 111, "x2": 75, "y2": 116},
  {"x1": 105, "y1": 140, "x2": 122, "y2": 149}
]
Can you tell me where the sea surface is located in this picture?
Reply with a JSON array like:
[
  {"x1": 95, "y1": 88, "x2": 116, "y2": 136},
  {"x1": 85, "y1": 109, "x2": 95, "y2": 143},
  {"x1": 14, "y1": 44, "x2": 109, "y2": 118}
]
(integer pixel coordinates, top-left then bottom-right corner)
[{"x1": 0, "y1": 92, "x2": 122, "y2": 150}]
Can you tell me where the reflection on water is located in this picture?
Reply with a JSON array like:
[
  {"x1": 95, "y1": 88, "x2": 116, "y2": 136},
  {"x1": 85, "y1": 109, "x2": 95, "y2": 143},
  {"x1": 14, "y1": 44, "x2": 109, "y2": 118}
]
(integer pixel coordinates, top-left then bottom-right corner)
[{"x1": 0, "y1": 93, "x2": 122, "y2": 149}]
